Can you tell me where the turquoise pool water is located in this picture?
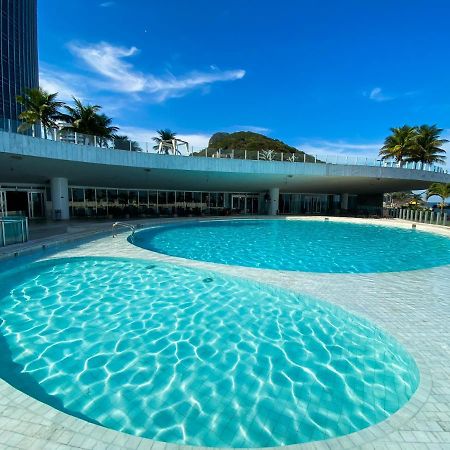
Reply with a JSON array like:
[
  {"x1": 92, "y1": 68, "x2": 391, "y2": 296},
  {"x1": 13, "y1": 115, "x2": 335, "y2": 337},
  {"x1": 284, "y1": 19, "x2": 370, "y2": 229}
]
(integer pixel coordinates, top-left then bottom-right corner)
[
  {"x1": 132, "y1": 219, "x2": 450, "y2": 273},
  {"x1": 0, "y1": 257, "x2": 419, "y2": 447}
]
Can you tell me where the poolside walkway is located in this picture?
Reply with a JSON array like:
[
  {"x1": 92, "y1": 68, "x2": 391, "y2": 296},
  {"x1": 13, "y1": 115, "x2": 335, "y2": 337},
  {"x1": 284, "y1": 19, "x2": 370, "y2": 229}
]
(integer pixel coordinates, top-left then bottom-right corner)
[{"x1": 0, "y1": 217, "x2": 184, "y2": 260}]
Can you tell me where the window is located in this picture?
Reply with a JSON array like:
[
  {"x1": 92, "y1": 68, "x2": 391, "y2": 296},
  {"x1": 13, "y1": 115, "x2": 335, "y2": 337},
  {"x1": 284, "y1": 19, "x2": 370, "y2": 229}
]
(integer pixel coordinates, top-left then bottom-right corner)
[
  {"x1": 71, "y1": 188, "x2": 84, "y2": 204},
  {"x1": 193, "y1": 192, "x2": 202, "y2": 204},
  {"x1": 118, "y1": 190, "x2": 128, "y2": 205},
  {"x1": 175, "y1": 191, "x2": 184, "y2": 204},
  {"x1": 158, "y1": 191, "x2": 167, "y2": 207},
  {"x1": 149, "y1": 191, "x2": 157, "y2": 207},
  {"x1": 85, "y1": 189, "x2": 96, "y2": 203},
  {"x1": 167, "y1": 191, "x2": 175, "y2": 205},
  {"x1": 129, "y1": 190, "x2": 138, "y2": 205},
  {"x1": 96, "y1": 189, "x2": 107, "y2": 205},
  {"x1": 138, "y1": 191, "x2": 148, "y2": 206},
  {"x1": 108, "y1": 189, "x2": 118, "y2": 204}
]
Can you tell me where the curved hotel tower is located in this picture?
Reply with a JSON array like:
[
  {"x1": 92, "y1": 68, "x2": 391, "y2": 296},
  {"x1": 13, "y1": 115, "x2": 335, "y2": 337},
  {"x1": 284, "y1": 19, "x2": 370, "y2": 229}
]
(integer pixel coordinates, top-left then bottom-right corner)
[{"x1": 0, "y1": 0, "x2": 39, "y2": 121}]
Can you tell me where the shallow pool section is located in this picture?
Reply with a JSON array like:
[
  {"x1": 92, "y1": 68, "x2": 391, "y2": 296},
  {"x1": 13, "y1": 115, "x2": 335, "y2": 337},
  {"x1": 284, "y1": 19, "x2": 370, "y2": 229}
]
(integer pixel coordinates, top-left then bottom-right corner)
[
  {"x1": 132, "y1": 219, "x2": 450, "y2": 273},
  {"x1": 0, "y1": 258, "x2": 419, "y2": 447}
]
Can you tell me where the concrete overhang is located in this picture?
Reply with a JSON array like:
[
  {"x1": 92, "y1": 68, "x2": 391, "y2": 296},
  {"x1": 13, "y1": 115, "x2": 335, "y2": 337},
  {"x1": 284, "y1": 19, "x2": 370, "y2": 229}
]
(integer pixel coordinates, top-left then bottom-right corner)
[{"x1": 1, "y1": 131, "x2": 449, "y2": 193}]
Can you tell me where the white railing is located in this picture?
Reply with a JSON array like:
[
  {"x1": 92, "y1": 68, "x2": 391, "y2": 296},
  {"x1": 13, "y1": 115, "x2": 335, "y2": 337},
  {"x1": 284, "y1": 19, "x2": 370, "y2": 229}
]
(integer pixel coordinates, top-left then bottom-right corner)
[
  {"x1": 387, "y1": 207, "x2": 449, "y2": 226},
  {"x1": 0, "y1": 118, "x2": 448, "y2": 174}
]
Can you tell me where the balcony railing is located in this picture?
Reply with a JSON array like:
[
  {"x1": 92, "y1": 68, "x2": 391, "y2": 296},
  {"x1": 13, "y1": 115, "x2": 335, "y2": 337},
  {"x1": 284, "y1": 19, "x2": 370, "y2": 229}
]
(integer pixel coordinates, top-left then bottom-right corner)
[{"x1": 0, "y1": 118, "x2": 448, "y2": 174}]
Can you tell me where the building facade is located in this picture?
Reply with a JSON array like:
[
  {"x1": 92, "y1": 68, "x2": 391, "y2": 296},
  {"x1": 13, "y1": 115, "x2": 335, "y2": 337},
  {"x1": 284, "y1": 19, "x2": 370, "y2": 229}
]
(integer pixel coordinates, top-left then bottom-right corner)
[
  {"x1": 1, "y1": 130, "x2": 449, "y2": 220},
  {"x1": 0, "y1": 0, "x2": 39, "y2": 121}
]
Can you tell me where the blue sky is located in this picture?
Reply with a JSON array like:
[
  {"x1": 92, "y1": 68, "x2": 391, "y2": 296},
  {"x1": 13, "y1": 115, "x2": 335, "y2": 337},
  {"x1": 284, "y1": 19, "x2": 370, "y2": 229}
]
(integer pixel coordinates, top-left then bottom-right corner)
[{"x1": 38, "y1": 0, "x2": 450, "y2": 160}]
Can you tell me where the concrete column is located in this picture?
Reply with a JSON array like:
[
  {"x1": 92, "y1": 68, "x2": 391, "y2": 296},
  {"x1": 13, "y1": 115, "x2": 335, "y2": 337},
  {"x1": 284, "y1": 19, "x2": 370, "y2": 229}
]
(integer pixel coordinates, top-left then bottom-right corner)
[
  {"x1": 268, "y1": 187, "x2": 279, "y2": 215},
  {"x1": 340, "y1": 193, "x2": 349, "y2": 210},
  {"x1": 51, "y1": 177, "x2": 69, "y2": 220}
]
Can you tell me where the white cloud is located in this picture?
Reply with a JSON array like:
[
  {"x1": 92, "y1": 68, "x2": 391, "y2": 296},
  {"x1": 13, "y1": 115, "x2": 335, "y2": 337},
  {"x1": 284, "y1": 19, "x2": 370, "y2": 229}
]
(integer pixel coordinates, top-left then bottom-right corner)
[
  {"x1": 100, "y1": 1, "x2": 115, "y2": 6},
  {"x1": 66, "y1": 41, "x2": 245, "y2": 102},
  {"x1": 118, "y1": 126, "x2": 210, "y2": 153},
  {"x1": 228, "y1": 125, "x2": 271, "y2": 134},
  {"x1": 39, "y1": 65, "x2": 86, "y2": 101},
  {"x1": 298, "y1": 139, "x2": 382, "y2": 158},
  {"x1": 367, "y1": 87, "x2": 393, "y2": 102},
  {"x1": 69, "y1": 43, "x2": 146, "y2": 93},
  {"x1": 364, "y1": 87, "x2": 420, "y2": 103}
]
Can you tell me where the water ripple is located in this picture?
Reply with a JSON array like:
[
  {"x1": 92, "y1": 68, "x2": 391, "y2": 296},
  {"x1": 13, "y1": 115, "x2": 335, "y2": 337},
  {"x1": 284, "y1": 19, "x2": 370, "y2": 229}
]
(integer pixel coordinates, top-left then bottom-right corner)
[
  {"x1": 132, "y1": 220, "x2": 450, "y2": 272},
  {"x1": 0, "y1": 258, "x2": 419, "y2": 447}
]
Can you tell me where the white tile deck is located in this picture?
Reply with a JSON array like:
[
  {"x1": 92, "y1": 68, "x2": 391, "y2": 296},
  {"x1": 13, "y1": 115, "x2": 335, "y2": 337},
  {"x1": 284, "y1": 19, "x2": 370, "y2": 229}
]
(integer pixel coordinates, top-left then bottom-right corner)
[{"x1": 0, "y1": 217, "x2": 449, "y2": 449}]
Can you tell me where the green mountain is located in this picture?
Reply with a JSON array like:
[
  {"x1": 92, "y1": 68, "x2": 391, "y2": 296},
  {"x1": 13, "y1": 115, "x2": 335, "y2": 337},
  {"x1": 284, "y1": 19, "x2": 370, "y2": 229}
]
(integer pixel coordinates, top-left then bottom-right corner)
[{"x1": 193, "y1": 131, "x2": 317, "y2": 162}]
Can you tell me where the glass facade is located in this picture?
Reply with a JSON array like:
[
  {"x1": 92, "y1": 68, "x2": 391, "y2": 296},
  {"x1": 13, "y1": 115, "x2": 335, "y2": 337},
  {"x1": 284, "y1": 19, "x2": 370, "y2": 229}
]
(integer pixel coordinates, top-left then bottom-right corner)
[
  {"x1": 0, "y1": 0, "x2": 39, "y2": 121},
  {"x1": 0, "y1": 185, "x2": 46, "y2": 218},
  {"x1": 279, "y1": 193, "x2": 344, "y2": 215},
  {"x1": 1, "y1": 184, "x2": 381, "y2": 219},
  {"x1": 68, "y1": 187, "x2": 260, "y2": 218},
  {"x1": 65, "y1": 188, "x2": 367, "y2": 217}
]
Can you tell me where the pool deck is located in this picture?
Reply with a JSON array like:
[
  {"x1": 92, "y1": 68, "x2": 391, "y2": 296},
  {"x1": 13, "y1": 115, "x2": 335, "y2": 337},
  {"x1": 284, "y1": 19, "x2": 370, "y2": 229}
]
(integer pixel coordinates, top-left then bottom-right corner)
[{"x1": 0, "y1": 216, "x2": 449, "y2": 449}]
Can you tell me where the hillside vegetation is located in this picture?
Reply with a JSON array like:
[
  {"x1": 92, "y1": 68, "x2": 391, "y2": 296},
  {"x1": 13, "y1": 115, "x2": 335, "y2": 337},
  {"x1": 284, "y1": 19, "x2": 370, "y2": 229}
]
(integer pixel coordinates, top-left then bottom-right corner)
[{"x1": 193, "y1": 131, "x2": 316, "y2": 162}]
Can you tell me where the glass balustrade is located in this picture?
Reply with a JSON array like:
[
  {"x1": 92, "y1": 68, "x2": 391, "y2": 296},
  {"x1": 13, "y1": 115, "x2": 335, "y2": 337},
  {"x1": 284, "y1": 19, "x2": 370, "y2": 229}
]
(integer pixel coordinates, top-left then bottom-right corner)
[{"x1": 0, "y1": 216, "x2": 28, "y2": 246}]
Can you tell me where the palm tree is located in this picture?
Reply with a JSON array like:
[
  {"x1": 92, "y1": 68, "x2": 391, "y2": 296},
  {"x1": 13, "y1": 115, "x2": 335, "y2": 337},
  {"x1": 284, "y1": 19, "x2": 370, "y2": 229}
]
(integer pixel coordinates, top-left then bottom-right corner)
[
  {"x1": 379, "y1": 125, "x2": 417, "y2": 165},
  {"x1": 94, "y1": 113, "x2": 120, "y2": 146},
  {"x1": 426, "y1": 183, "x2": 450, "y2": 212},
  {"x1": 407, "y1": 125, "x2": 447, "y2": 165},
  {"x1": 152, "y1": 129, "x2": 177, "y2": 154},
  {"x1": 114, "y1": 135, "x2": 141, "y2": 152},
  {"x1": 16, "y1": 88, "x2": 66, "y2": 139},
  {"x1": 63, "y1": 97, "x2": 118, "y2": 145}
]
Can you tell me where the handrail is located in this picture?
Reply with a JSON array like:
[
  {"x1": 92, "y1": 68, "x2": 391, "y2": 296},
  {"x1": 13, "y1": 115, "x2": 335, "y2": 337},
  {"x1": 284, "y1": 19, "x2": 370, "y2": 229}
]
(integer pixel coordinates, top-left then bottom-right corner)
[
  {"x1": 0, "y1": 118, "x2": 448, "y2": 174},
  {"x1": 112, "y1": 222, "x2": 136, "y2": 238}
]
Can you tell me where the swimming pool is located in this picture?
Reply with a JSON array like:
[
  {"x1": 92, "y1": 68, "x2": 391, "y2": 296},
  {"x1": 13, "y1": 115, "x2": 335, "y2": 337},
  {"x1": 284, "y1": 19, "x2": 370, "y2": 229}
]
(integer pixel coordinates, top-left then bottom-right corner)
[
  {"x1": 0, "y1": 257, "x2": 419, "y2": 447},
  {"x1": 132, "y1": 219, "x2": 450, "y2": 273}
]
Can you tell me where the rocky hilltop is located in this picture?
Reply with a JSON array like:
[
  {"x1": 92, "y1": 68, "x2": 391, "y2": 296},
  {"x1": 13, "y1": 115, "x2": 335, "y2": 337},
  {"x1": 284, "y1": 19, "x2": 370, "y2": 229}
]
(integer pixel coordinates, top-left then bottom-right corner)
[{"x1": 194, "y1": 131, "x2": 315, "y2": 162}]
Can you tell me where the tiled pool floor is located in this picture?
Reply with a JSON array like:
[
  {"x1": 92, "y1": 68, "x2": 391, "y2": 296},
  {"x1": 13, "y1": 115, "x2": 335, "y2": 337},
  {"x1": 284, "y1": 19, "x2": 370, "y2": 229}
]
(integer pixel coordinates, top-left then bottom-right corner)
[{"x1": 0, "y1": 217, "x2": 449, "y2": 449}]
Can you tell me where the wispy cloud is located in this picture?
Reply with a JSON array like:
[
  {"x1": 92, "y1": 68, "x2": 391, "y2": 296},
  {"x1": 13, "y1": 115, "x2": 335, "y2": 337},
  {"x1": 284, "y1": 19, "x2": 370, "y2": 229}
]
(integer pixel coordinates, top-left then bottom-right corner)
[
  {"x1": 39, "y1": 66, "x2": 135, "y2": 119},
  {"x1": 298, "y1": 139, "x2": 382, "y2": 158},
  {"x1": 367, "y1": 87, "x2": 393, "y2": 102},
  {"x1": 69, "y1": 43, "x2": 146, "y2": 93},
  {"x1": 65, "y1": 41, "x2": 245, "y2": 102},
  {"x1": 99, "y1": 1, "x2": 115, "y2": 7},
  {"x1": 228, "y1": 125, "x2": 271, "y2": 134},
  {"x1": 40, "y1": 65, "x2": 87, "y2": 101},
  {"x1": 364, "y1": 87, "x2": 420, "y2": 103}
]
